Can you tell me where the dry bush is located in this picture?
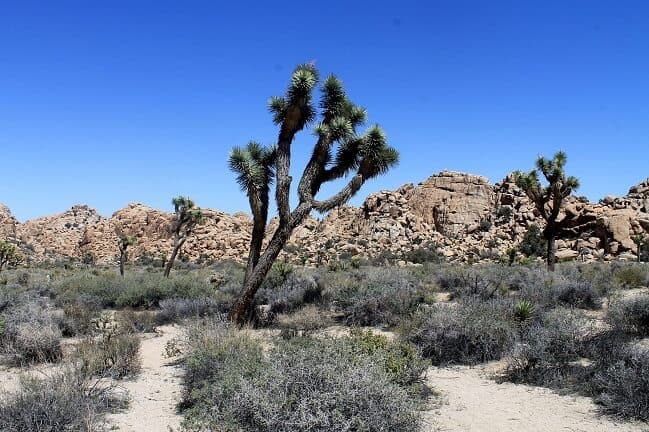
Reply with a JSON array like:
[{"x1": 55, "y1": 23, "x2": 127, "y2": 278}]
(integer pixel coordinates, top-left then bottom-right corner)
[
  {"x1": 276, "y1": 305, "x2": 334, "y2": 333},
  {"x1": 76, "y1": 330, "x2": 141, "y2": 379},
  {"x1": 324, "y1": 267, "x2": 423, "y2": 327},
  {"x1": 401, "y1": 299, "x2": 517, "y2": 365},
  {"x1": 607, "y1": 293, "x2": 649, "y2": 337},
  {"x1": 180, "y1": 319, "x2": 427, "y2": 432},
  {"x1": 593, "y1": 345, "x2": 649, "y2": 421},
  {"x1": 0, "y1": 367, "x2": 126, "y2": 432},
  {"x1": 158, "y1": 297, "x2": 223, "y2": 324},
  {"x1": 1, "y1": 301, "x2": 62, "y2": 365},
  {"x1": 503, "y1": 308, "x2": 591, "y2": 387}
]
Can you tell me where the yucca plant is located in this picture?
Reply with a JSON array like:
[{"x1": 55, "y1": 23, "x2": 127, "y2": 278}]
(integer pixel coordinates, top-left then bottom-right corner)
[
  {"x1": 514, "y1": 300, "x2": 536, "y2": 323},
  {"x1": 514, "y1": 152, "x2": 579, "y2": 271},
  {"x1": 228, "y1": 64, "x2": 399, "y2": 325}
]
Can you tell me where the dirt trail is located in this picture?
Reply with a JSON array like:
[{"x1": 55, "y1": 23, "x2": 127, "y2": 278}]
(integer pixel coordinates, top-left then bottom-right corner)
[
  {"x1": 422, "y1": 364, "x2": 647, "y2": 432},
  {"x1": 108, "y1": 324, "x2": 184, "y2": 432}
]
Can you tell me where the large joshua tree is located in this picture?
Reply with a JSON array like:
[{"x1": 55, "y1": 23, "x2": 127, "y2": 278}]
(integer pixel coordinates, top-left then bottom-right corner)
[
  {"x1": 515, "y1": 151, "x2": 579, "y2": 271},
  {"x1": 164, "y1": 196, "x2": 204, "y2": 277},
  {"x1": 228, "y1": 64, "x2": 399, "y2": 324}
]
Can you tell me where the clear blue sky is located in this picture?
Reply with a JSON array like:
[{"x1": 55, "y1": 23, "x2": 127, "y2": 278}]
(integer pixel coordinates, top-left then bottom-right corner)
[{"x1": 1, "y1": 1, "x2": 648, "y2": 221}]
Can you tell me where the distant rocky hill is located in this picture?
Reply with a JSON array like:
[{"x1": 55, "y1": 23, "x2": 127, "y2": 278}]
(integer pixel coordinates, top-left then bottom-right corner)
[{"x1": 1, "y1": 171, "x2": 648, "y2": 266}]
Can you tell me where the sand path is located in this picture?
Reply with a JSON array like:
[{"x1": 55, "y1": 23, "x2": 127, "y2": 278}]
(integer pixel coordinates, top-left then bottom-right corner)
[
  {"x1": 107, "y1": 324, "x2": 184, "y2": 432},
  {"x1": 422, "y1": 364, "x2": 647, "y2": 432}
]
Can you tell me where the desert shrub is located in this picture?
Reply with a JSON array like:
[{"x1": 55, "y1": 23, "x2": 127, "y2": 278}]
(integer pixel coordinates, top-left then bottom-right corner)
[
  {"x1": 181, "y1": 321, "x2": 425, "y2": 432},
  {"x1": 77, "y1": 332, "x2": 141, "y2": 379},
  {"x1": 55, "y1": 295, "x2": 103, "y2": 336},
  {"x1": 326, "y1": 268, "x2": 423, "y2": 327},
  {"x1": 0, "y1": 301, "x2": 62, "y2": 365},
  {"x1": 257, "y1": 270, "x2": 321, "y2": 315},
  {"x1": 158, "y1": 297, "x2": 223, "y2": 323},
  {"x1": 614, "y1": 265, "x2": 648, "y2": 288},
  {"x1": 55, "y1": 271, "x2": 218, "y2": 308},
  {"x1": 593, "y1": 345, "x2": 649, "y2": 421},
  {"x1": 607, "y1": 293, "x2": 649, "y2": 337},
  {"x1": 403, "y1": 242, "x2": 441, "y2": 264},
  {"x1": 551, "y1": 279, "x2": 601, "y2": 309},
  {"x1": 518, "y1": 224, "x2": 546, "y2": 257},
  {"x1": 117, "y1": 309, "x2": 157, "y2": 333},
  {"x1": 0, "y1": 368, "x2": 125, "y2": 432},
  {"x1": 445, "y1": 266, "x2": 510, "y2": 300},
  {"x1": 504, "y1": 308, "x2": 591, "y2": 387},
  {"x1": 401, "y1": 299, "x2": 517, "y2": 365},
  {"x1": 349, "y1": 328, "x2": 428, "y2": 387},
  {"x1": 276, "y1": 305, "x2": 334, "y2": 333}
]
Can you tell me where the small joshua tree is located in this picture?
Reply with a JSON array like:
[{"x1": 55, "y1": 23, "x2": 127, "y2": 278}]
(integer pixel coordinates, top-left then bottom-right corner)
[
  {"x1": 515, "y1": 151, "x2": 579, "y2": 271},
  {"x1": 632, "y1": 233, "x2": 647, "y2": 263},
  {"x1": 0, "y1": 240, "x2": 17, "y2": 273},
  {"x1": 117, "y1": 234, "x2": 135, "y2": 277},
  {"x1": 228, "y1": 64, "x2": 399, "y2": 325},
  {"x1": 164, "y1": 196, "x2": 205, "y2": 277}
]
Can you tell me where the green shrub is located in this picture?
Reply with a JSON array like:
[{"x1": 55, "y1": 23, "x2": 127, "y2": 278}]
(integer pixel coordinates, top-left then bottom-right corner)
[
  {"x1": 401, "y1": 299, "x2": 517, "y2": 365},
  {"x1": 55, "y1": 271, "x2": 218, "y2": 308},
  {"x1": 518, "y1": 224, "x2": 546, "y2": 257},
  {"x1": 181, "y1": 320, "x2": 426, "y2": 432},
  {"x1": 614, "y1": 265, "x2": 648, "y2": 288},
  {"x1": 0, "y1": 368, "x2": 125, "y2": 432}
]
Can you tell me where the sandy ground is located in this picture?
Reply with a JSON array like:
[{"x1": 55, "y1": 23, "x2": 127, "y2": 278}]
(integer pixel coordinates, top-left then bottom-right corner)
[
  {"x1": 422, "y1": 363, "x2": 648, "y2": 432},
  {"x1": 107, "y1": 324, "x2": 184, "y2": 432}
]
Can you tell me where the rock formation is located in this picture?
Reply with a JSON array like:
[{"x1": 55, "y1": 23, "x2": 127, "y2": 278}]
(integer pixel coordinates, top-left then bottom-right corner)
[{"x1": 1, "y1": 171, "x2": 648, "y2": 266}]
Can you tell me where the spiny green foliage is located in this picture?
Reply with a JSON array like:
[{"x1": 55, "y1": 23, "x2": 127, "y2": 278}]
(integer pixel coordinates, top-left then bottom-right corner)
[
  {"x1": 172, "y1": 196, "x2": 203, "y2": 226},
  {"x1": 514, "y1": 151, "x2": 580, "y2": 212},
  {"x1": 228, "y1": 143, "x2": 276, "y2": 198},
  {"x1": 0, "y1": 240, "x2": 17, "y2": 272}
]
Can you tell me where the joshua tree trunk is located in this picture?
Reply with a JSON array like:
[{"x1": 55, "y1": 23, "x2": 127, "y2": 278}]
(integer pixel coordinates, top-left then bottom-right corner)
[
  {"x1": 543, "y1": 222, "x2": 556, "y2": 271},
  {"x1": 229, "y1": 204, "x2": 311, "y2": 324},
  {"x1": 119, "y1": 250, "x2": 126, "y2": 277},
  {"x1": 164, "y1": 236, "x2": 187, "y2": 278},
  {"x1": 546, "y1": 234, "x2": 556, "y2": 271}
]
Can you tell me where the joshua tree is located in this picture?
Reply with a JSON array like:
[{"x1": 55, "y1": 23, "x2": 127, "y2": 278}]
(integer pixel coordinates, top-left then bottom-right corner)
[
  {"x1": 515, "y1": 151, "x2": 579, "y2": 271},
  {"x1": 164, "y1": 196, "x2": 205, "y2": 277},
  {"x1": 117, "y1": 234, "x2": 135, "y2": 277},
  {"x1": 632, "y1": 233, "x2": 647, "y2": 263},
  {"x1": 228, "y1": 64, "x2": 399, "y2": 325},
  {"x1": 0, "y1": 240, "x2": 17, "y2": 273}
]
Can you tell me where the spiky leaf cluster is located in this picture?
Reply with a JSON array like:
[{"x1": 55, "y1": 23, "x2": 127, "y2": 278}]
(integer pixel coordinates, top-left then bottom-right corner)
[
  {"x1": 171, "y1": 195, "x2": 203, "y2": 236},
  {"x1": 229, "y1": 142, "x2": 276, "y2": 198},
  {"x1": 0, "y1": 240, "x2": 17, "y2": 270},
  {"x1": 514, "y1": 151, "x2": 579, "y2": 221}
]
